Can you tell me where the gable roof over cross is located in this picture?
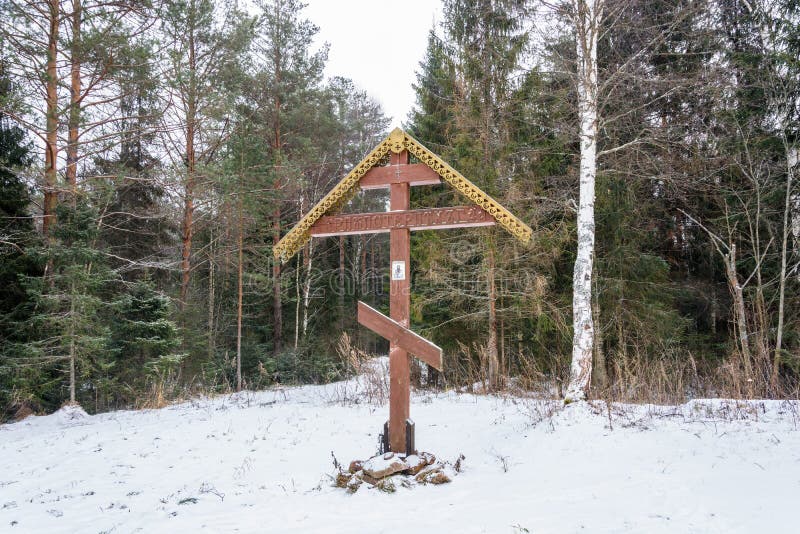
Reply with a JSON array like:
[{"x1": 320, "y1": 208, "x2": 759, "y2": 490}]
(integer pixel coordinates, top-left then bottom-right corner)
[{"x1": 273, "y1": 128, "x2": 532, "y2": 263}]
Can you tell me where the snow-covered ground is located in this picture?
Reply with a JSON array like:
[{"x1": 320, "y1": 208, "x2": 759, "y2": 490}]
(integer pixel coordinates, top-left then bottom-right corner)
[{"x1": 2, "y1": 365, "x2": 799, "y2": 533}]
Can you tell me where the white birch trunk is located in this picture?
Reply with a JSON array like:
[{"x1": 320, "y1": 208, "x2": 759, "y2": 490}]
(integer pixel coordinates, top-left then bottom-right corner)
[
  {"x1": 788, "y1": 149, "x2": 799, "y2": 279},
  {"x1": 774, "y1": 143, "x2": 796, "y2": 383},
  {"x1": 302, "y1": 240, "x2": 313, "y2": 338},
  {"x1": 566, "y1": 0, "x2": 603, "y2": 402}
]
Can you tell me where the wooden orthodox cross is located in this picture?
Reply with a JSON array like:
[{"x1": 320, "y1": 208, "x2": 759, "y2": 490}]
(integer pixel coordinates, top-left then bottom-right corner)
[{"x1": 274, "y1": 128, "x2": 531, "y2": 454}]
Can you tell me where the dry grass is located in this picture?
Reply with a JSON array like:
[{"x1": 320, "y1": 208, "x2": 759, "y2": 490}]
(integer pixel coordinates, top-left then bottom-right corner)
[
  {"x1": 439, "y1": 340, "x2": 799, "y2": 406},
  {"x1": 328, "y1": 333, "x2": 389, "y2": 406},
  {"x1": 582, "y1": 347, "x2": 800, "y2": 405},
  {"x1": 114, "y1": 336, "x2": 800, "y2": 417}
]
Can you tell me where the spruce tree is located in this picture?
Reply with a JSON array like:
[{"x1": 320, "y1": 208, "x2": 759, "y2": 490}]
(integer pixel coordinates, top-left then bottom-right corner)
[
  {"x1": 94, "y1": 34, "x2": 173, "y2": 282},
  {"x1": 0, "y1": 64, "x2": 41, "y2": 419},
  {"x1": 107, "y1": 277, "x2": 183, "y2": 406},
  {"x1": 408, "y1": 29, "x2": 457, "y2": 152},
  {"x1": 15, "y1": 201, "x2": 115, "y2": 409},
  {"x1": 407, "y1": 0, "x2": 551, "y2": 390}
]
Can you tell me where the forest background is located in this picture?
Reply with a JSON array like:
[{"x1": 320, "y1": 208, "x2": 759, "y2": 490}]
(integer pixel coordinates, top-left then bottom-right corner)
[{"x1": 1, "y1": 0, "x2": 798, "y2": 420}]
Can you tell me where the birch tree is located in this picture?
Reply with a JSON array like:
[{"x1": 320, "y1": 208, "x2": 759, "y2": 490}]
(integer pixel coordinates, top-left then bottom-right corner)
[{"x1": 565, "y1": 0, "x2": 603, "y2": 401}]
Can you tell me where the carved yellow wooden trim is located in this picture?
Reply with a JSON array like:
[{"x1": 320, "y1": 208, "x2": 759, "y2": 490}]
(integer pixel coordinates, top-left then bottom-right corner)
[
  {"x1": 272, "y1": 137, "x2": 392, "y2": 263},
  {"x1": 273, "y1": 128, "x2": 532, "y2": 263},
  {"x1": 399, "y1": 132, "x2": 533, "y2": 245}
]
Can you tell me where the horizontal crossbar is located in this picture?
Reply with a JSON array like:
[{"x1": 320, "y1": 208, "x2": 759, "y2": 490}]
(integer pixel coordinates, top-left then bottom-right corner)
[
  {"x1": 310, "y1": 206, "x2": 495, "y2": 237},
  {"x1": 359, "y1": 163, "x2": 442, "y2": 189}
]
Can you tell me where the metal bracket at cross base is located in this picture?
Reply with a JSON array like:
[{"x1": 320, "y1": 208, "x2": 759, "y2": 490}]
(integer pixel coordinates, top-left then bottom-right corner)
[{"x1": 380, "y1": 419, "x2": 415, "y2": 455}]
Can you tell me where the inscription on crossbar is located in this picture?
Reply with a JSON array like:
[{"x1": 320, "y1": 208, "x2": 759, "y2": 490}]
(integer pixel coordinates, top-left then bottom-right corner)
[{"x1": 310, "y1": 206, "x2": 495, "y2": 237}]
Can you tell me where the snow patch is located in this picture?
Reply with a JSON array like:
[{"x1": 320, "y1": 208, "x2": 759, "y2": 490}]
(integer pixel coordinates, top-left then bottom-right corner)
[
  {"x1": 56, "y1": 404, "x2": 90, "y2": 422},
  {"x1": 1, "y1": 383, "x2": 799, "y2": 533}
]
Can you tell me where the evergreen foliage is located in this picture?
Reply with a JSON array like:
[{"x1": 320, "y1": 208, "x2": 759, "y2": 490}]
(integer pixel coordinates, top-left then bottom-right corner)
[
  {"x1": 108, "y1": 277, "x2": 183, "y2": 403},
  {"x1": 0, "y1": 66, "x2": 40, "y2": 418},
  {"x1": 12, "y1": 201, "x2": 114, "y2": 411}
]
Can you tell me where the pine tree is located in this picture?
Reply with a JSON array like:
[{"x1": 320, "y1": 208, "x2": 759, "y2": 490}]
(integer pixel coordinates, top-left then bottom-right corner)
[
  {"x1": 248, "y1": 0, "x2": 328, "y2": 356},
  {"x1": 1, "y1": 1, "x2": 157, "y2": 236},
  {"x1": 159, "y1": 0, "x2": 254, "y2": 309}
]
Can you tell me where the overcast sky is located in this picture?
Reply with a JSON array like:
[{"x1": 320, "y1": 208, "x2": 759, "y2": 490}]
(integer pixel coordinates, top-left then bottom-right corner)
[{"x1": 303, "y1": 0, "x2": 444, "y2": 127}]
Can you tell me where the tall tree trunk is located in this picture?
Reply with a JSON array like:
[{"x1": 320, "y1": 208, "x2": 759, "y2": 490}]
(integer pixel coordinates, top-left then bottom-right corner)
[
  {"x1": 302, "y1": 240, "x2": 313, "y2": 339},
  {"x1": 207, "y1": 220, "x2": 215, "y2": 361},
  {"x1": 66, "y1": 0, "x2": 81, "y2": 194},
  {"x1": 592, "y1": 286, "x2": 608, "y2": 391},
  {"x1": 294, "y1": 249, "x2": 301, "y2": 349},
  {"x1": 181, "y1": 15, "x2": 197, "y2": 309},
  {"x1": 725, "y1": 245, "x2": 753, "y2": 395},
  {"x1": 499, "y1": 301, "x2": 506, "y2": 378},
  {"x1": 360, "y1": 235, "x2": 368, "y2": 296},
  {"x1": 68, "y1": 280, "x2": 76, "y2": 403},
  {"x1": 486, "y1": 240, "x2": 499, "y2": 390},
  {"x1": 592, "y1": 306, "x2": 608, "y2": 391},
  {"x1": 338, "y1": 235, "x2": 345, "y2": 331},
  {"x1": 294, "y1": 198, "x2": 305, "y2": 349},
  {"x1": 774, "y1": 142, "x2": 796, "y2": 388},
  {"x1": 751, "y1": 176, "x2": 770, "y2": 382},
  {"x1": 370, "y1": 237, "x2": 376, "y2": 297},
  {"x1": 272, "y1": 212, "x2": 282, "y2": 353},
  {"x1": 43, "y1": 0, "x2": 60, "y2": 237},
  {"x1": 566, "y1": 0, "x2": 603, "y2": 402},
  {"x1": 271, "y1": 40, "x2": 283, "y2": 354},
  {"x1": 236, "y1": 194, "x2": 244, "y2": 392}
]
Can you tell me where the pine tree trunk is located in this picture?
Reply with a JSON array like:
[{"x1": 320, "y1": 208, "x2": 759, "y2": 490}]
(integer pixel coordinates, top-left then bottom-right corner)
[
  {"x1": 43, "y1": 0, "x2": 60, "y2": 237},
  {"x1": 566, "y1": 0, "x2": 603, "y2": 402},
  {"x1": 181, "y1": 18, "x2": 197, "y2": 309},
  {"x1": 272, "y1": 211, "x2": 282, "y2": 354},
  {"x1": 66, "y1": 0, "x2": 81, "y2": 193},
  {"x1": 236, "y1": 197, "x2": 244, "y2": 392}
]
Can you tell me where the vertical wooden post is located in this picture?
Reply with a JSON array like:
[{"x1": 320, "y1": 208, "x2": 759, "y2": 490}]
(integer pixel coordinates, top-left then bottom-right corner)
[{"x1": 389, "y1": 150, "x2": 411, "y2": 453}]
